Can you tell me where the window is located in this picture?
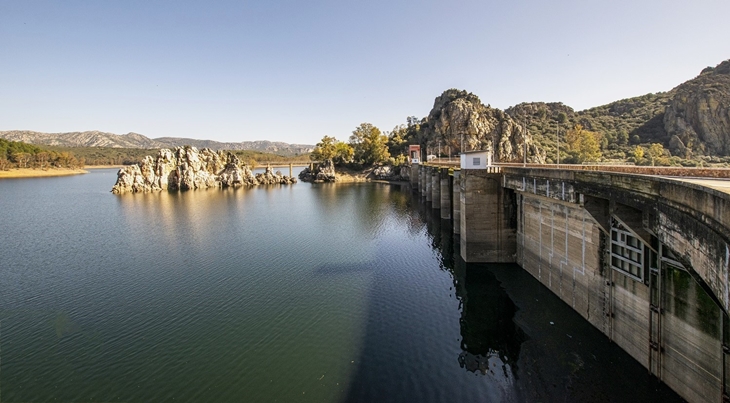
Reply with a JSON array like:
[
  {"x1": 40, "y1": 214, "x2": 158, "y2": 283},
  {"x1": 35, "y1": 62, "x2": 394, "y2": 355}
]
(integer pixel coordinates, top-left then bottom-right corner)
[
  {"x1": 473, "y1": 157, "x2": 480, "y2": 166},
  {"x1": 610, "y1": 219, "x2": 644, "y2": 281}
]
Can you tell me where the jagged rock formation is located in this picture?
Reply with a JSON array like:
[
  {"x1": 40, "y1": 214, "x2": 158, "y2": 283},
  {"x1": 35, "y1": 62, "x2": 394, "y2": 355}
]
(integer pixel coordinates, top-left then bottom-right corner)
[
  {"x1": 372, "y1": 165, "x2": 411, "y2": 181},
  {"x1": 298, "y1": 159, "x2": 337, "y2": 182},
  {"x1": 111, "y1": 146, "x2": 295, "y2": 194},
  {"x1": 421, "y1": 89, "x2": 546, "y2": 163},
  {"x1": 0, "y1": 130, "x2": 314, "y2": 156},
  {"x1": 664, "y1": 60, "x2": 730, "y2": 156},
  {"x1": 504, "y1": 59, "x2": 730, "y2": 160}
]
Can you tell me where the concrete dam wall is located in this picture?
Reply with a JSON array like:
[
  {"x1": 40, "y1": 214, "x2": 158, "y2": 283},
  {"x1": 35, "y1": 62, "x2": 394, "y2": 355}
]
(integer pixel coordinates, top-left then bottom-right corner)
[{"x1": 412, "y1": 163, "x2": 730, "y2": 403}]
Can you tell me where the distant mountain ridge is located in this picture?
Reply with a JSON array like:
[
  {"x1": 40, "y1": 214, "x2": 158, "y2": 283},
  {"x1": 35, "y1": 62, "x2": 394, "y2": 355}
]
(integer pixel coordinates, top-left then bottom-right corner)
[{"x1": 0, "y1": 130, "x2": 314, "y2": 156}]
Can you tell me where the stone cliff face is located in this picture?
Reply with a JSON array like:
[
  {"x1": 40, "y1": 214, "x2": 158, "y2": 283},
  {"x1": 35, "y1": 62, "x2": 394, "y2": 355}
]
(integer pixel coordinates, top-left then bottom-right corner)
[
  {"x1": 421, "y1": 89, "x2": 545, "y2": 163},
  {"x1": 111, "y1": 146, "x2": 295, "y2": 194},
  {"x1": 664, "y1": 60, "x2": 730, "y2": 157}
]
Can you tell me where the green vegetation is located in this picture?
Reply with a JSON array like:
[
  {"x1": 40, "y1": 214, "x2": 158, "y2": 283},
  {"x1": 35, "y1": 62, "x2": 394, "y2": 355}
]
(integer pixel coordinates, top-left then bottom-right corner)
[
  {"x1": 312, "y1": 122, "x2": 397, "y2": 167},
  {"x1": 40, "y1": 145, "x2": 310, "y2": 168},
  {"x1": 349, "y1": 123, "x2": 390, "y2": 165},
  {"x1": 504, "y1": 93, "x2": 730, "y2": 167},
  {"x1": 309, "y1": 136, "x2": 354, "y2": 164},
  {"x1": 0, "y1": 139, "x2": 83, "y2": 170},
  {"x1": 564, "y1": 124, "x2": 602, "y2": 163},
  {"x1": 44, "y1": 146, "x2": 154, "y2": 166},
  {"x1": 229, "y1": 150, "x2": 310, "y2": 167},
  {"x1": 632, "y1": 143, "x2": 672, "y2": 166}
]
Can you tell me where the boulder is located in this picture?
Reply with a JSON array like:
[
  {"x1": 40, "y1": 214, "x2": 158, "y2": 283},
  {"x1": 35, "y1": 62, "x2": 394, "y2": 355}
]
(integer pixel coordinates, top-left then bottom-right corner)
[{"x1": 299, "y1": 159, "x2": 336, "y2": 182}]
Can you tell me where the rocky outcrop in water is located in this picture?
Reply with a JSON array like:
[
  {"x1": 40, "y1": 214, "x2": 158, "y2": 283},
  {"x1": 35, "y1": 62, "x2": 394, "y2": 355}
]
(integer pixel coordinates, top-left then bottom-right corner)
[
  {"x1": 256, "y1": 166, "x2": 297, "y2": 185},
  {"x1": 372, "y1": 165, "x2": 410, "y2": 181},
  {"x1": 421, "y1": 89, "x2": 545, "y2": 163},
  {"x1": 298, "y1": 159, "x2": 337, "y2": 182},
  {"x1": 111, "y1": 146, "x2": 296, "y2": 194}
]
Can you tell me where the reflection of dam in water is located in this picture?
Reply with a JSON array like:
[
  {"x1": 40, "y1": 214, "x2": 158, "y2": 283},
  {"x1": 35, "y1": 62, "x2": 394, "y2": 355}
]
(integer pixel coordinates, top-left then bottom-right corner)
[
  {"x1": 457, "y1": 268, "x2": 526, "y2": 377},
  {"x1": 420, "y1": 202, "x2": 525, "y2": 377},
  {"x1": 416, "y1": 197, "x2": 682, "y2": 402}
]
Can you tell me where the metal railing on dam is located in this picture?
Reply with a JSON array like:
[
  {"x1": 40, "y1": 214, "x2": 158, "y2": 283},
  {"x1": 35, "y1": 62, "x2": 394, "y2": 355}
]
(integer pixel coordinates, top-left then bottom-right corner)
[
  {"x1": 425, "y1": 159, "x2": 730, "y2": 179},
  {"x1": 411, "y1": 162, "x2": 730, "y2": 403}
]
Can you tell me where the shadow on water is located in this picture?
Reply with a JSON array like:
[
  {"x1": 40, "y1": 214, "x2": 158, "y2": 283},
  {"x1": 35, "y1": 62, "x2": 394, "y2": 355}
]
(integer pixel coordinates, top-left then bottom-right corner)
[{"x1": 341, "y1": 186, "x2": 684, "y2": 403}]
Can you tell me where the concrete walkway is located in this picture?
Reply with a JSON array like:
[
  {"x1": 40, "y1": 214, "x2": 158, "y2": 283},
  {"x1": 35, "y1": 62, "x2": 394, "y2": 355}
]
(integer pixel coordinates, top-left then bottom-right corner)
[{"x1": 671, "y1": 177, "x2": 730, "y2": 194}]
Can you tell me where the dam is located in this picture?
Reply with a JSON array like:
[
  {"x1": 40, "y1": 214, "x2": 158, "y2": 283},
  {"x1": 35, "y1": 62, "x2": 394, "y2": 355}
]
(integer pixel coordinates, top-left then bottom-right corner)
[{"x1": 413, "y1": 162, "x2": 730, "y2": 403}]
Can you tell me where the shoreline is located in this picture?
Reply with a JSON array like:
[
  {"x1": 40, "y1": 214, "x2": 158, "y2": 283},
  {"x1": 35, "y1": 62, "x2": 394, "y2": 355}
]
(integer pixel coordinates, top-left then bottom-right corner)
[
  {"x1": 0, "y1": 168, "x2": 88, "y2": 179},
  {"x1": 85, "y1": 164, "x2": 126, "y2": 169}
]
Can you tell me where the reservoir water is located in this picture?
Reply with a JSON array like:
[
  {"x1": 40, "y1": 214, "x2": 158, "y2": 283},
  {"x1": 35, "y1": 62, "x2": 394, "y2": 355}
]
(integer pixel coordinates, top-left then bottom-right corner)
[{"x1": 0, "y1": 169, "x2": 683, "y2": 402}]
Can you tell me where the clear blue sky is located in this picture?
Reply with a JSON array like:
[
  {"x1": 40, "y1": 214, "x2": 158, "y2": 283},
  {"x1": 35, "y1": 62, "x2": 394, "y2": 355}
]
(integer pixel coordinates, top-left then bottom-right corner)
[{"x1": 2, "y1": 0, "x2": 728, "y2": 145}]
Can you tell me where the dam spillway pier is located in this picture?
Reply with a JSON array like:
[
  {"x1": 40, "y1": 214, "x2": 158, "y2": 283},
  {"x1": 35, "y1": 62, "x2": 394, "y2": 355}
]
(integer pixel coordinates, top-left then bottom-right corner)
[{"x1": 412, "y1": 161, "x2": 730, "y2": 403}]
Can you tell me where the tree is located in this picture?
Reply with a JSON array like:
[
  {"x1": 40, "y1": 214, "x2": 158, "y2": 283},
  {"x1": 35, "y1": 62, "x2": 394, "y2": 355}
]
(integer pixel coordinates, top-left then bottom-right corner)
[
  {"x1": 35, "y1": 152, "x2": 50, "y2": 169},
  {"x1": 333, "y1": 141, "x2": 354, "y2": 165},
  {"x1": 647, "y1": 143, "x2": 670, "y2": 166},
  {"x1": 310, "y1": 136, "x2": 338, "y2": 161},
  {"x1": 633, "y1": 145, "x2": 645, "y2": 162},
  {"x1": 564, "y1": 124, "x2": 602, "y2": 163},
  {"x1": 557, "y1": 112, "x2": 568, "y2": 124},
  {"x1": 12, "y1": 152, "x2": 31, "y2": 168},
  {"x1": 311, "y1": 135, "x2": 354, "y2": 165},
  {"x1": 349, "y1": 123, "x2": 390, "y2": 165},
  {"x1": 386, "y1": 124, "x2": 408, "y2": 157}
]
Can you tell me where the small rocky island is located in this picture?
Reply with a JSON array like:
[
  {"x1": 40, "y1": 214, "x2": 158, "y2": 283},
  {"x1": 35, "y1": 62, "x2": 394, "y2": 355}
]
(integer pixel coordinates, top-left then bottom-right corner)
[
  {"x1": 112, "y1": 146, "x2": 296, "y2": 194},
  {"x1": 298, "y1": 159, "x2": 412, "y2": 183}
]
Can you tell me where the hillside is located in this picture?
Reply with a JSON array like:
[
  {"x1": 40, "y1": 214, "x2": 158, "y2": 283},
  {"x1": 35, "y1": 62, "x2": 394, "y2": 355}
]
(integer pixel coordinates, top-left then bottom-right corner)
[
  {"x1": 0, "y1": 130, "x2": 314, "y2": 157},
  {"x1": 505, "y1": 59, "x2": 730, "y2": 164}
]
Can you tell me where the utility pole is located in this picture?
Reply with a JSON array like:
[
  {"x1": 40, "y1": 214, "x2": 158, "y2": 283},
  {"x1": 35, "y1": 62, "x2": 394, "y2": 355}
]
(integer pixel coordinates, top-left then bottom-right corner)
[
  {"x1": 556, "y1": 121, "x2": 560, "y2": 166},
  {"x1": 523, "y1": 117, "x2": 527, "y2": 167},
  {"x1": 438, "y1": 139, "x2": 441, "y2": 159}
]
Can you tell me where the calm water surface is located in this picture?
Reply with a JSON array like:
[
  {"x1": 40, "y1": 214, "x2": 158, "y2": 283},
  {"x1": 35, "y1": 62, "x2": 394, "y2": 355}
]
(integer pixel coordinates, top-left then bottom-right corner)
[{"x1": 0, "y1": 169, "x2": 682, "y2": 402}]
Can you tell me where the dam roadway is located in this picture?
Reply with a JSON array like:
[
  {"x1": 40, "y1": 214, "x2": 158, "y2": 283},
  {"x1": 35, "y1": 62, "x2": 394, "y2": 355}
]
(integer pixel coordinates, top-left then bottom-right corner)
[{"x1": 412, "y1": 162, "x2": 730, "y2": 403}]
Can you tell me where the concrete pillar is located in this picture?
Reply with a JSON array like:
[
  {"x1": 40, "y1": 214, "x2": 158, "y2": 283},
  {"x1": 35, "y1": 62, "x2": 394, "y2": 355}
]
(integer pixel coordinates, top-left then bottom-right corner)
[
  {"x1": 440, "y1": 168, "x2": 451, "y2": 219},
  {"x1": 460, "y1": 169, "x2": 516, "y2": 263},
  {"x1": 419, "y1": 166, "x2": 426, "y2": 197},
  {"x1": 425, "y1": 166, "x2": 432, "y2": 202},
  {"x1": 431, "y1": 167, "x2": 440, "y2": 209},
  {"x1": 452, "y1": 170, "x2": 461, "y2": 235},
  {"x1": 410, "y1": 164, "x2": 419, "y2": 192},
  {"x1": 289, "y1": 163, "x2": 293, "y2": 178}
]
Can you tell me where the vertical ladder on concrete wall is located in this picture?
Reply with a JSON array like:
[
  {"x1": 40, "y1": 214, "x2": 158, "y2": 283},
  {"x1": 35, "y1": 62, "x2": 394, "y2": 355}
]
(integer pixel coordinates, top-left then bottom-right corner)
[
  {"x1": 722, "y1": 314, "x2": 730, "y2": 402},
  {"x1": 600, "y1": 231, "x2": 614, "y2": 340},
  {"x1": 648, "y1": 244, "x2": 664, "y2": 379}
]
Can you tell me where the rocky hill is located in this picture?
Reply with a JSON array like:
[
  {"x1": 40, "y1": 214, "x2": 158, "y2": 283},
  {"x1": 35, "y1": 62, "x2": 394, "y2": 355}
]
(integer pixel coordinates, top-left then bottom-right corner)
[
  {"x1": 0, "y1": 130, "x2": 314, "y2": 157},
  {"x1": 420, "y1": 89, "x2": 546, "y2": 163},
  {"x1": 504, "y1": 59, "x2": 730, "y2": 161}
]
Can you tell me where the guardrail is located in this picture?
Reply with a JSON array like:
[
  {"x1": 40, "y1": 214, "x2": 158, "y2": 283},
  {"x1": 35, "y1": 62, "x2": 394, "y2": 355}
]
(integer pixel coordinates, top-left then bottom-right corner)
[{"x1": 423, "y1": 160, "x2": 730, "y2": 178}]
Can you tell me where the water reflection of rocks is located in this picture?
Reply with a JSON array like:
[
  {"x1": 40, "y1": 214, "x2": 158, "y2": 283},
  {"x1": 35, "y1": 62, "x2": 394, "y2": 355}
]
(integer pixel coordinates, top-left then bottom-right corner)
[{"x1": 417, "y1": 201, "x2": 526, "y2": 378}]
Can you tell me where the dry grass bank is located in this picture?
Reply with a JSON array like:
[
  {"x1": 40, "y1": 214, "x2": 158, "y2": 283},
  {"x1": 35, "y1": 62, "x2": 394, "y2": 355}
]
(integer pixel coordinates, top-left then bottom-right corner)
[{"x1": 0, "y1": 168, "x2": 88, "y2": 179}]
